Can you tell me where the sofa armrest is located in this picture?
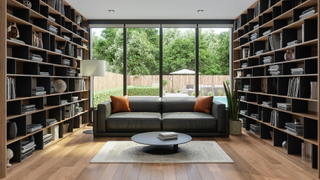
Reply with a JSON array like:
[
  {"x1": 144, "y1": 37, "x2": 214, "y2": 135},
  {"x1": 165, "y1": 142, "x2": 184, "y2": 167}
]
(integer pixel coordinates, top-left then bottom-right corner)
[
  {"x1": 95, "y1": 100, "x2": 112, "y2": 133},
  {"x1": 211, "y1": 100, "x2": 227, "y2": 133}
]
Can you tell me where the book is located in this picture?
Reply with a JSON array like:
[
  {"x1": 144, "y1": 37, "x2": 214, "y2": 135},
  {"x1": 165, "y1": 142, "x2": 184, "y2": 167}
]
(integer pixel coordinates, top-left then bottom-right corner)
[
  {"x1": 310, "y1": 82, "x2": 318, "y2": 99},
  {"x1": 157, "y1": 132, "x2": 178, "y2": 140}
]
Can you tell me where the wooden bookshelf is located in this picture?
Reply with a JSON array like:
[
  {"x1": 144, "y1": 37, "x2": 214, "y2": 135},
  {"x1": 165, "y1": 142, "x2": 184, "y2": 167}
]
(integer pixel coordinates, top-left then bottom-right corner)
[
  {"x1": 233, "y1": 0, "x2": 320, "y2": 178},
  {"x1": 0, "y1": 0, "x2": 90, "y2": 178}
]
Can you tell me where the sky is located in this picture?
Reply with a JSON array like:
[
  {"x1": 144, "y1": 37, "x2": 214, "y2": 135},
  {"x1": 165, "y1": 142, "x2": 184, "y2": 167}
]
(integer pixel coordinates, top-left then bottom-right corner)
[{"x1": 91, "y1": 28, "x2": 230, "y2": 37}]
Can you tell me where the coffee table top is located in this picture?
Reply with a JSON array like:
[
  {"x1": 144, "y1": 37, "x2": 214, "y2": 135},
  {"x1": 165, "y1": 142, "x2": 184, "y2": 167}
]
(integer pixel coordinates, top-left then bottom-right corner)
[{"x1": 131, "y1": 132, "x2": 192, "y2": 146}]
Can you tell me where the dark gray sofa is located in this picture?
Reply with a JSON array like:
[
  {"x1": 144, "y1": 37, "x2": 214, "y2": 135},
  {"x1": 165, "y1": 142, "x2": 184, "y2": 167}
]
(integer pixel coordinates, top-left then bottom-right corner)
[{"x1": 93, "y1": 97, "x2": 229, "y2": 137}]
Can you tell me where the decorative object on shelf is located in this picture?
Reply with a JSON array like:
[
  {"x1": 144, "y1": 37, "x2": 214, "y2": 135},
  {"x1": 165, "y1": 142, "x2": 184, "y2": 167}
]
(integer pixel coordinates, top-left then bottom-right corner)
[
  {"x1": 38, "y1": 33, "x2": 43, "y2": 48},
  {"x1": 32, "y1": 31, "x2": 39, "y2": 47},
  {"x1": 261, "y1": 81, "x2": 267, "y2": 93},
  {"x1": 282, "y1": 141, "x2": 288, "y2": 151},
  {"x1": 284, "y1": 50, "x2": 294, "y2": 61},
  {"x1": 294, "y1": 119, "x2": 300, "y2": 124},
  {"x1": 73, "y1": 59, "x2": 77, "y2": 68},
  {"x1": 23, "y1": 0, "x2": 32, "y2": 8},
  {"x1": 63, "y1": 123, "x2": 70, "y2": 134},
  {"x1": 80, "y1": 60, "x2": 106, "y2": 134},
  {"x1": 223, "y1": 81, "x2": 241, "y2": 135},
  {"x1": 7, "y1": 149, "x2": 13, "y2": 168},
  {"x1": 7, "y1": 22, "x2": 20, "y2": 39},
  {"x1": 7, "y1": 121, "x2": 17, "y2": 140},
  {"x1": 310, "y1": 81, "x2": 318, "y2": 99},
  {"x1": 76, "y1": 14, "x2": 82, "y2": 26},
  {"x1": 53, "y1": 79, "x2": 67, "y2": 93}
]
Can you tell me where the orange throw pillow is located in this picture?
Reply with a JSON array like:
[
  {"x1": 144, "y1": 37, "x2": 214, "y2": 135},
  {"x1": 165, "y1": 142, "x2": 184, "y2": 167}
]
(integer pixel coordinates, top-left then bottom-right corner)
[
  {"x1": 110, "y1": 95, "x2": 131, "y2": 113},
  {"x1": 194, "y1": 95, "x2": 213, "y2": 114}
]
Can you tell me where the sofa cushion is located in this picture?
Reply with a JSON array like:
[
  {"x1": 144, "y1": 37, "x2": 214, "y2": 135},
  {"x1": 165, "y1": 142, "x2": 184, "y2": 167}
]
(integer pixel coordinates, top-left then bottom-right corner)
[
  {"x1": 129, "y1": 97, "x2": 161, "y2": 113},
  {"x1": 162, "y1": 112, "x2": 217, "y2": 133},
  {"x1": 110, "y1": 95, "x2": 131, "y2": 113},
  {"x1": 107, "y1": 112, "x2": 161, "y2": 132},
  {"x1": 194, "y1": 95, "x2": 213, "y2": 114},
  {"x1": 162, "y1": 97, "x2": 197, "y2": 113}
]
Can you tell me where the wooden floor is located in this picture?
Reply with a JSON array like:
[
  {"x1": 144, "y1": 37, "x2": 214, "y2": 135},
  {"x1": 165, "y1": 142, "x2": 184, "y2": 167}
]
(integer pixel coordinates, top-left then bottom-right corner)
[{"x1": 3, "y1": 126, "x2": 318, "y2": 180}]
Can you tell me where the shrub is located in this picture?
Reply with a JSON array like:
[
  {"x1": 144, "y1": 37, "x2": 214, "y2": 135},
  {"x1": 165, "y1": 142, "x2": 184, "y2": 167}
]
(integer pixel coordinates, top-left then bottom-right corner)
[
  {"x1": 163, "y1": 79, "x2": 168, "y2": 86},
  {"x1": 177, "y1": 89, "x2": 180, "y2": 93},
  {"x1": 226, "y1": 79, "x2": 230, "y2": 86},
  {"x1": 208, "y1": 91, "x2": 214, "y2": 96},
  {"x1": 93, "y1": 86, "x2": 158, "y2": 107},
  {"x1": 165, "y1": 90, "x2": 168, "y2": 93},
  {"x1": 192, "y1": 92, "x2": 195, "y2": 96},
  {"x1": 171, "y1": 87, "x2": 174, "y2": 93},
  {"x1": 218, "y1": 89, "x2": 223, "y2": 96}
]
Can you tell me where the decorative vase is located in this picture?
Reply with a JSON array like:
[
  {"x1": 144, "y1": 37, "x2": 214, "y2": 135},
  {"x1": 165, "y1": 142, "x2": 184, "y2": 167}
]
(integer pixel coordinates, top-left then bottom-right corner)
[
  {"x1": 53, "y1": 79, "x2": 67, "y2": 93},
  {"x1": 7, "y1": 122, "x2": 17, "y2": 140},
  {"x1": 7, "y1": 149, "x2": 13, "y2": 167},
  {"x1": 229, "y1": 120, "x2": 242, "y2": 135},
  {"x1": 24, "y1": 0, "x2": 32, "y2": 8},
  {"x1": 284, "y1": 50, "x2": 294, "y2": 61},
  {"x1": 73, "y1": 59, "x2": 77, "y2": 68},
  {"x1": 282, "y1": 141, "x2": 288, "y2": 150}
]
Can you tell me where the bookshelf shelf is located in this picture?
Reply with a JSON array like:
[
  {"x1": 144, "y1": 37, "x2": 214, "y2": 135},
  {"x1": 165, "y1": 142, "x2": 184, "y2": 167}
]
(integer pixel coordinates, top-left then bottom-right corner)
[
  {"x1": 0, "y1": 0, "x2": 90, "y2": 177},
  {"x1": 233, "y1": 0, "x2": 320, "y2": 177}
]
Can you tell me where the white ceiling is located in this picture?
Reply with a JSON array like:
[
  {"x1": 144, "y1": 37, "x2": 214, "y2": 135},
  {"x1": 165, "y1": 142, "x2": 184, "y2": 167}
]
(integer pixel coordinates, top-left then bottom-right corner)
[{"x1": 67, "y1": 0, "x2": 257, "y2": 20}]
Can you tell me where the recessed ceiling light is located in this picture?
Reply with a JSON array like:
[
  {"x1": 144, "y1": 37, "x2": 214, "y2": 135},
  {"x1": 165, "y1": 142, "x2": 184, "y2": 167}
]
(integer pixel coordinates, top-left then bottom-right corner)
[
  {"x1": 197, "y1": 10, "x2": 204, "y2": 13},
  {"x1": 109, "y1": 10, "x2": 115, "y2": 12}
]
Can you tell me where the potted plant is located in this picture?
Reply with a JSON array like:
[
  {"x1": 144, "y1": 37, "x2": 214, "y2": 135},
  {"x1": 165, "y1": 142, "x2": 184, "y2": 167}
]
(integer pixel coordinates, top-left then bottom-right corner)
[
  {"x1": 223, "y1": 81, "x2": 241, "y2": 135},
  {"x1": 177, "y1": 89, "x2": 180, "y2": 93}
]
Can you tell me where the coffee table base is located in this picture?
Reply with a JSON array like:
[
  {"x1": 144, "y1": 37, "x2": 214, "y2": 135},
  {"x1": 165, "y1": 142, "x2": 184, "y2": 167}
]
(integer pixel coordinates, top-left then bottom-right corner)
[{"x1": 142, "y1": 145, "x2": 181, "y2": 155}]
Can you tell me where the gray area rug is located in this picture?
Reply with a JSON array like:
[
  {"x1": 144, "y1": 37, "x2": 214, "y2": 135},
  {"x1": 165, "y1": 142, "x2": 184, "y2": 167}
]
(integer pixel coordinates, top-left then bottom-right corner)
[{"x1": 90, "y1": 141, "x2": 233, "y2": 163}]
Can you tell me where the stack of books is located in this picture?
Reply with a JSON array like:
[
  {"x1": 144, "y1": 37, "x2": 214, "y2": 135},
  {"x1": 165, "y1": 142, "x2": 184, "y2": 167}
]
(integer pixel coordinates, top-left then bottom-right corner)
[
  {"x1": 157, "y1": 132, "x2": 178, "y2": 140},
  {"x1": 22, "y1": 104, "x2": 36, "y2": 114},
  {"x1": 60, "y1": 99, "x2": 68, "y2": 105},
  {"x1": 46, "y1": 119, "x2": 57, "y2": 126},
  {"x1": 262, "y1": 56, "x2": 274, "y2": 64},
  {"x1": 10, "y1": 38, "x2": 25, "y2": 44},
  {"x1": 262, "y1": 29, "x2": 272, "y2": 36},
  {"x1": 43, "y1": 134, "x2": 53, "y2": 147},
  {"x1": 268, "y1": 65, "x2": 281, "y2": 76},
  {"x1": 40, "y1": 72, "x2": 50, "y2": 76},
  {"x1": 268, "y1": 34, "x2": 281, "y2": 51},
  {"x1": 277, "y1": 103, "x2": 292, "y2": 111},
  {"x1": 62, "y1": 59, "x2": 71, "y2": 66},
  {"x1": 285, "y1": 122, "x2": 303, "y2": 136},
  {"x1": 240, "y1": 110, "x2": 248, "y2": 115},
  {"x1": 21, "y1": 140, "x2": 36, "y2": 160},
  {"x1": 250, "y1": 113, "x2": 259, "y2": 119},
  {"x1": 239, "y1": 117, "x2": 246, "y2": 128},
  {"x1": 287, "y1": 40, "x2": 300, "y2": 47},
  {"x1": 48, "y1": 15, "x2": 55, "y2": 22},
  {"x1": 30, "y1": 54, "x2": 43, "y2": 62},
  {"x1": 55, "y1": 49, "x2": 62, "y2": 54},
  {"x1": 262, "y1": 101, "x2": 271, "y2": 107},
  {"x1": 6, "y1": 77, "x2": 16, "y2": 100},
  {"x1": 250, "y1": 33, "x2": 258, "y2": 41},
  {"x1": 240, "y1": 96, "x2": 245, "y2": 101},
  {"x1": 63, "y1": 35, "x2": 71, "y2": 41},
  {"x1": 246, "y1": 74, "x2": 252, "y2": 77},
  {"x1": 255, "y1": 50, "x2": 266, "y2": 55},
  {"x1": 243, "y1": 85, "x2": 250, "y2": 91},
  {"x1": 270, "y1": 110, "x2": 279, "y2": 127},
  {"x1": 67, "y1": 68, "x2": 77, "y2": 77},
  {"x1": 26, "y1": 124, "x2": 43, "y2": 133},
  {"x1": 250, "y1": 124, "x2": 260, "y2": 135},
  {"x1": 291, "y1": 68, "x2": 303, "y2": 75},
  {"x1": 241, "y1": 63, "x2": 248, "y2": 68},
  {"x1": 287, "y1": 77, "x2": 300, "y2": 97},
  {"x1": 300, "y1": 7, "x2": 317, "y2": 19},
  {"x1": 72, "y1": 96, "x2": 78, "y2": 102},
  {"x1": 49, "y1": 25, "x2": 58, "y2": 34},
  {"x1": 253, "y1": 24, "x2": 259, "y2": 30},
  {"x1": 65, "y1": 104, "x2": 76, "y2": 118},
  {"x1": 32, "y1": 87, "x2": 46, "y2": 96}
]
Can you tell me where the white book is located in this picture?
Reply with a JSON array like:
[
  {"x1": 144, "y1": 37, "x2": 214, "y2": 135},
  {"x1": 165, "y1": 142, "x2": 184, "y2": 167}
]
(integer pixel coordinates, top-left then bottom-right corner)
[
  {"x1": 310, "y1": 82, "x2": 318, "y2": 99},
  {"x1": 11, "y1": 78, "x2": 16, "y2": 99}
]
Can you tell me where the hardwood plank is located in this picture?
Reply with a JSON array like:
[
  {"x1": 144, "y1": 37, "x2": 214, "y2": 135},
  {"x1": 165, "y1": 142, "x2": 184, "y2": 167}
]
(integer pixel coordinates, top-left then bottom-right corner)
[
  {"x1": 163, "y1": 163, "x2": 176, "y2": 180},
  {"x1": 0, "y1": 0, "x2": 7, "y2": 178},
  {"x1": 99, "y1": 164, "x2": 119, "y2": 180},
  {"x1": 151, "y1": 163, "x2": 164, "y2": 180},
  {"x1": 112, "y1": 164, "x2": 130, "y2": 180},
  {"x1": 174, "y1": 164, "x2": 189, "y2": 180},
  {"x1": 138, "y1": 164, "x2": 152, "y2": 180},
  {"x1": 206, "y1": 164, "x2": 229, "y2": 180},
  {"x1": 125, "y1": 164, "x2": 142, "y2": 180},
  {"x1": 47, "y1": 167, "x2": 72, "y2": 180},
  {"x1": 74, "y1": 164, "x2": 100, "y2": 180},
  {"x1": 185, "y1": 164, "x2": 202, "y2": 180},
  {"x1": 196, "y1": 164, "x2": 215, "y2": 180}
]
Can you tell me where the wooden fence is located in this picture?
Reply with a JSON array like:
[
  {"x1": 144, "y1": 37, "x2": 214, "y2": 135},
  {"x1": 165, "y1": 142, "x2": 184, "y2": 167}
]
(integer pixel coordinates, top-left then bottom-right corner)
[{"x1": 94, "y1": 72, "x2": 229, "y2": 92}]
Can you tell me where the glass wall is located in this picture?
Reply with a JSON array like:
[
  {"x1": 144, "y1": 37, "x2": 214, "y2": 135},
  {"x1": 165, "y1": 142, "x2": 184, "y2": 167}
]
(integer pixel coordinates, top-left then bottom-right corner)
[
  {"x1": 199, "y1": 28, "x2": 230, "y2": 105},
  {"x1": 91, "y1": 28, "x2": 123, "y2": 107},
  {"x1": 126, "y1": 28, "x2": 160, "y2": 96},
  {"x1": 163, "y1": 28, "x2": 195, "y2": 97}
]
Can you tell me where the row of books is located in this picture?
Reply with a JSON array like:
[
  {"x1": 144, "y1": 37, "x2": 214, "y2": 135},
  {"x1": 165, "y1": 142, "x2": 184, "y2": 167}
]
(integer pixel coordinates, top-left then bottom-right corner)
[
  {"x1": 270, "y1": 110, "x2": 279, "y2": 127},
  {"x1": 287, "y1": 77, "x2": 300, "y2": 97},
  {"x1": 285, "y1": 122, "x2": 303, "y2": 136},
  {"x1": 6, "y1": 77, "x2": 16, "y2": 100},
  {"x1": 75, "y1": 79, "x2": 86, "y2": 91},
  {"x1": 268, "y1": 34, "x2": 281, "y2": 51},
  {"x1": 22, "y1": 104, "x2": 36, "y2": 114}
]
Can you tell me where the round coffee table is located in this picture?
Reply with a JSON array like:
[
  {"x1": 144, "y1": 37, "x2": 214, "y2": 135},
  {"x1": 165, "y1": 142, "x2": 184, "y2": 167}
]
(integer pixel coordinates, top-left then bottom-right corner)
[{"x1": 131, "y1": 132, "x2": 192, "y2": 155}]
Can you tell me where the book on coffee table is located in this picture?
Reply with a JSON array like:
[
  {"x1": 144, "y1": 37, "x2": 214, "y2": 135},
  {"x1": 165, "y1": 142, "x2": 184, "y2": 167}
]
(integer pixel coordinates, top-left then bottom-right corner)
[{"x1": 157, "y1": 132, "x2": 178, "y2": 140}]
